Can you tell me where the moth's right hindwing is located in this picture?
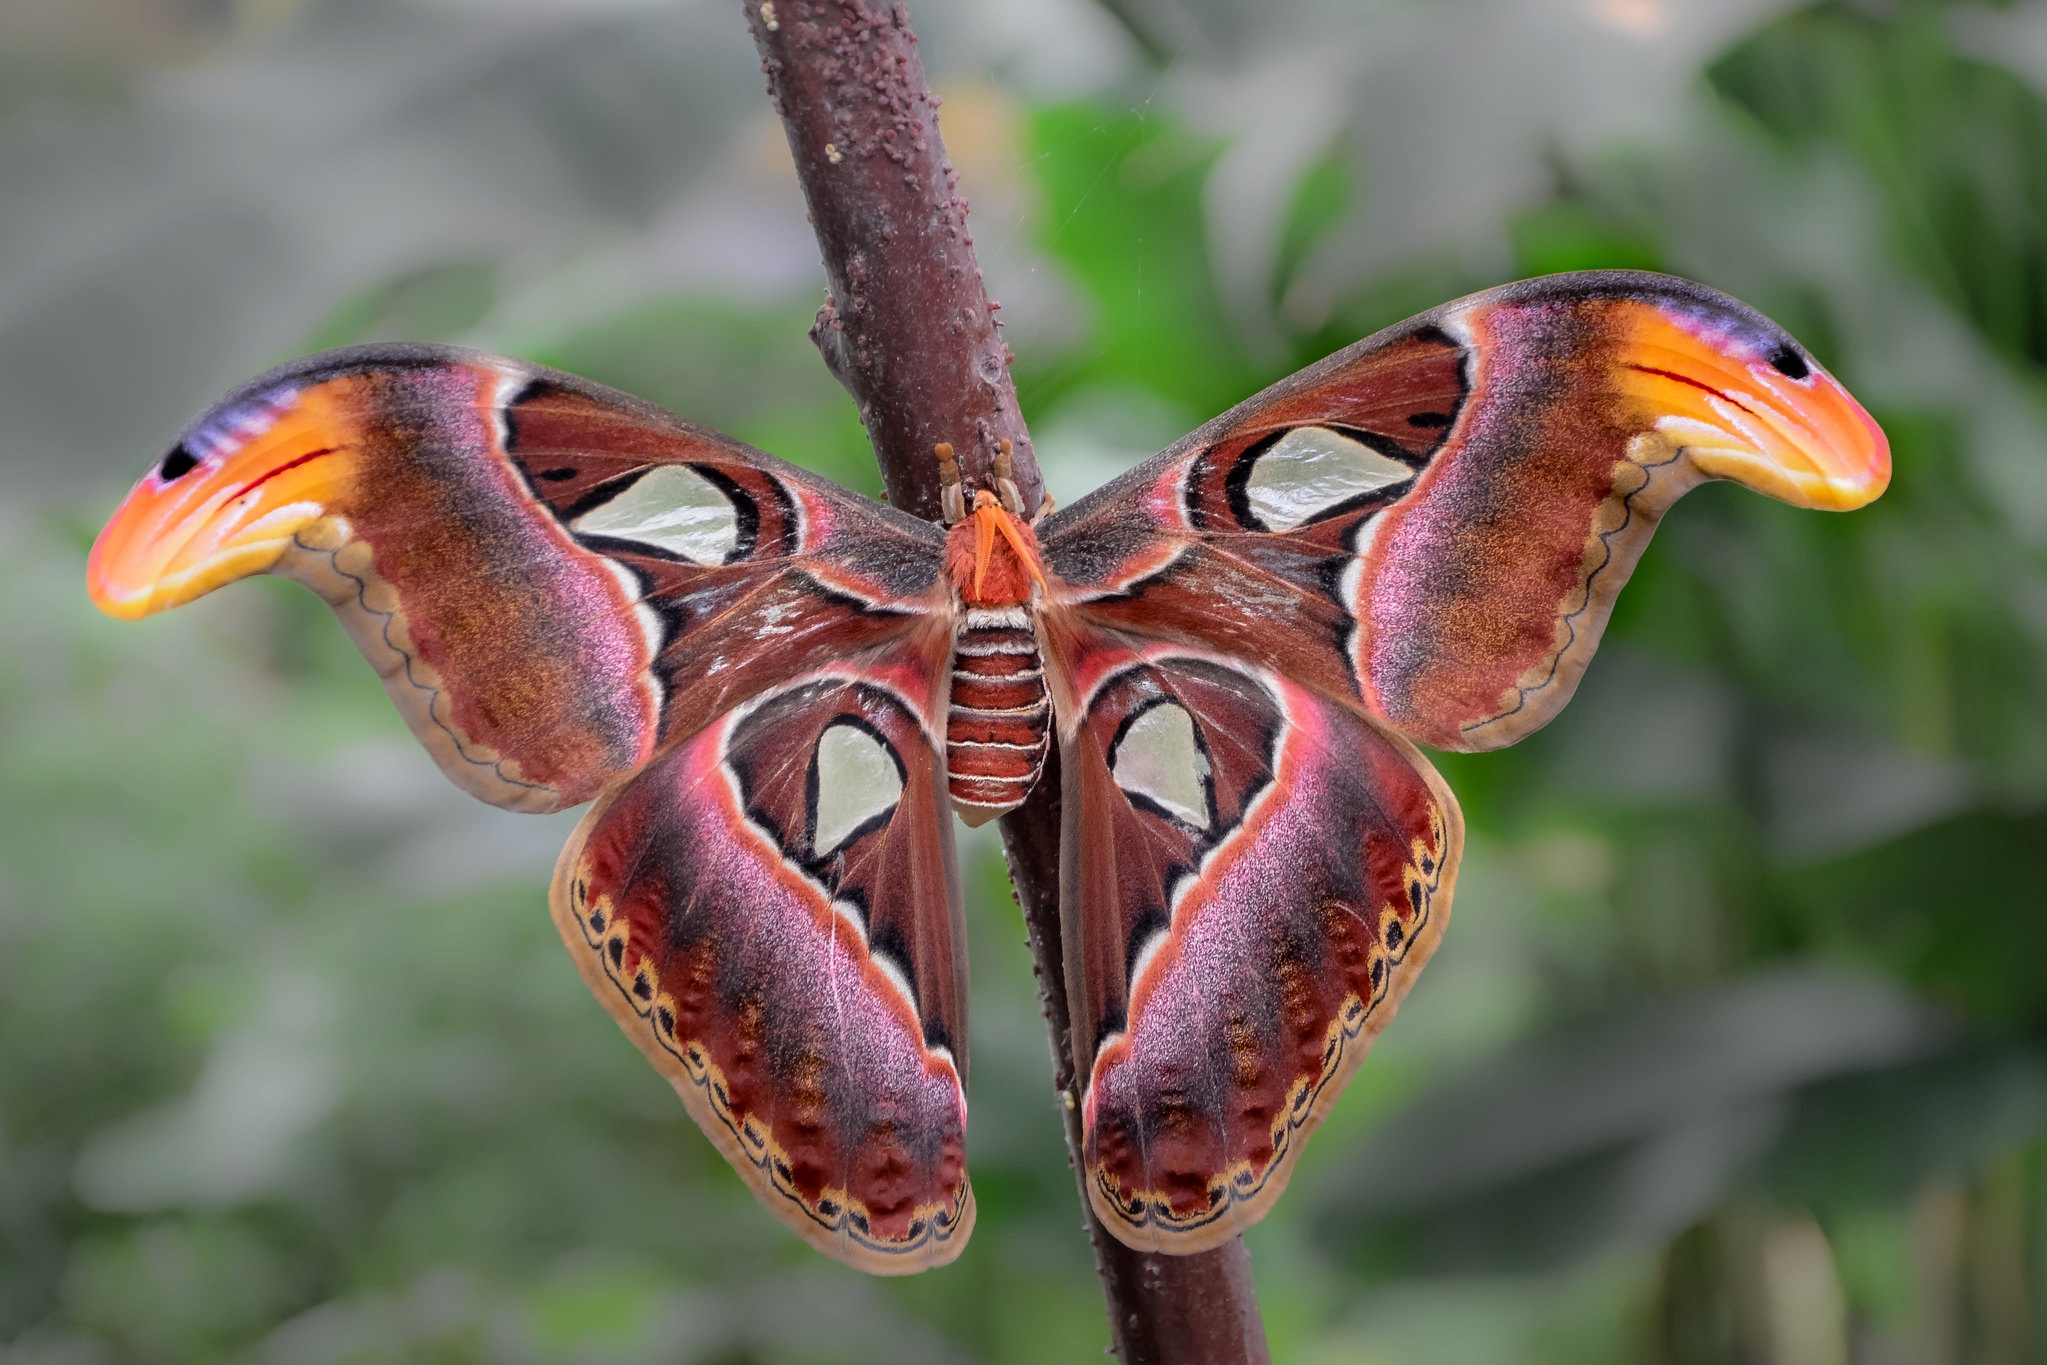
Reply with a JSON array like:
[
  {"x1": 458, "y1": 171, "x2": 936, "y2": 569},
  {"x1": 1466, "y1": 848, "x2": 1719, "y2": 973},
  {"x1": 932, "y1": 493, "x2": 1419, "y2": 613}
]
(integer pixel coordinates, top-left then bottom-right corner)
[{"x1": 1040, "y1": 623, "x2": 1462, "y2": 1254}]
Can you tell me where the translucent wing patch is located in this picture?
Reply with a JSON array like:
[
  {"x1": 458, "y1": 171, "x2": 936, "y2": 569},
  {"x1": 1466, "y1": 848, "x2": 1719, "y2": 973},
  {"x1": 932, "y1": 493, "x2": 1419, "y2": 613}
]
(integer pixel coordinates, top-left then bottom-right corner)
[
  {"x1": 569, "y1": 462, "x2": 744, "y2": 564},
  {"x1": 1238, "y1": 426, "x2": 1418, "y2": 532}
]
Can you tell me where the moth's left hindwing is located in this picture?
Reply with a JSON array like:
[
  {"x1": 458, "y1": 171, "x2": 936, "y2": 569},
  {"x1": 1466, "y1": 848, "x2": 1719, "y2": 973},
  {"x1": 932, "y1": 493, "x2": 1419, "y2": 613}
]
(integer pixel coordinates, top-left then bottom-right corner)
[
  {"x1": 1040, "y1": 625, "x2": 1461, "y2": 1253},
  {"x1": 553, "y1": 656, "x2": 973, "y2": 1273}
]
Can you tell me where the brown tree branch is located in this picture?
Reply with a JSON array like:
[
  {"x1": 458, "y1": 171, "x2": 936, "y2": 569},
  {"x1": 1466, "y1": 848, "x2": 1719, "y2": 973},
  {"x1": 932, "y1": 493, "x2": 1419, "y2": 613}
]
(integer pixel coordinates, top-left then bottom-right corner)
[
  {"x1": 745, "y1": 0, "x2": 1038, "y2": 524},
  {"x1": 744, "y1": 2, "x2": 1271, "y2": 1361}
]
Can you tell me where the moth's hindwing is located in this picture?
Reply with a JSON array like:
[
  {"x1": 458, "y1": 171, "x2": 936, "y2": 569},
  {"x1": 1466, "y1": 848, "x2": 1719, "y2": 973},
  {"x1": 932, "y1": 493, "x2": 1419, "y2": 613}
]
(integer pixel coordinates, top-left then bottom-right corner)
[
  {"x1": 1045, "y1": 629, "x2": 1462, "y2": 1253},
  {"x1": 551, "y1": 657, "x2": 973, "y2": 1274}
]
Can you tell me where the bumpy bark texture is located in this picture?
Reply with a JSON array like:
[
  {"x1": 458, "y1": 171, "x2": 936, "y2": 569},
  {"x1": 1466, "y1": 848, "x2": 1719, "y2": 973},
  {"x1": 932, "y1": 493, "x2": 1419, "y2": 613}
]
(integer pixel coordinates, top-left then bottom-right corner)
[{"x1": 746, "y1": 0, "x2": 1039, "y2": 524}]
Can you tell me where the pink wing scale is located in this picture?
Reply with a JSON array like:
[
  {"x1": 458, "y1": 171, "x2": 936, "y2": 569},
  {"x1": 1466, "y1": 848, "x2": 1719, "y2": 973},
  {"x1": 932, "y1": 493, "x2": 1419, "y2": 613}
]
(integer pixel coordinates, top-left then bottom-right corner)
[{"x1": 302, "y1": 362, "x2": 669, "y2": 810}]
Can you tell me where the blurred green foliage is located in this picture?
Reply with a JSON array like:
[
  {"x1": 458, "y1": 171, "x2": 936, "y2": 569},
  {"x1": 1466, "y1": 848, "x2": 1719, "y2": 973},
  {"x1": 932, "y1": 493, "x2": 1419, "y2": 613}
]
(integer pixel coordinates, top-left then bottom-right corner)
[{"x1": 7, "y1": 1, "x2": 2047, "y2": 1362}]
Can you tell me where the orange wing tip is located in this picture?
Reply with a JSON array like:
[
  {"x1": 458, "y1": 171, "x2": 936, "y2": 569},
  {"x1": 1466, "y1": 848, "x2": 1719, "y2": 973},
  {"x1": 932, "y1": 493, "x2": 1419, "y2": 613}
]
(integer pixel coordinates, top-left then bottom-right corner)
[
  {"x1": 1619, "y1": 303, "x2": 1891, "y2": 513},
  {"x1": 88, "y1": 512, "x2": 330, "y2": 619},
  {"x1": 87, "y1": 383, "x2": 361, "y2": 619}
]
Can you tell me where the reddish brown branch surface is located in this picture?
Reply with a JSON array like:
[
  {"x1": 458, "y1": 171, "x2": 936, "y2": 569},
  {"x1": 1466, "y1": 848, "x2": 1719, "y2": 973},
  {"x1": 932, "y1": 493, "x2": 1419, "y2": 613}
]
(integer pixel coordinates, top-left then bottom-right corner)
[
  {"x1": 746, "y1": 0, "x2": 1038, "y2": 523},
  {"x1": 744, "y1": 2, "x2": 1271, "y2": 1361}
]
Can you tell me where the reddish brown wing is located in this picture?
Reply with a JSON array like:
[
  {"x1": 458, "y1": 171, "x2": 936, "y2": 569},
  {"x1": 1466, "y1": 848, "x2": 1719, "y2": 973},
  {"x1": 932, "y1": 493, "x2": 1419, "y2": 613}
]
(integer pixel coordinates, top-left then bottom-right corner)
[
  {"x1": 1032, "y1": 269, "x2": 1887, "y2": 1254},
  {"x1": 1038, "y1": 270, "x2": 1888, "y2": 751},
  {"x1": 552, "y1": 650, "x2": 974, "y2": 1273},
  {"x1": 1037, "y1": 618, "x2": 1460, "y2": 1252},
  {"x1": 88, "y1": 343, "x2": 951, "y2": 811},
  {"x1": 88, "y1": 344, "x2": 974, "y2": 1274}
]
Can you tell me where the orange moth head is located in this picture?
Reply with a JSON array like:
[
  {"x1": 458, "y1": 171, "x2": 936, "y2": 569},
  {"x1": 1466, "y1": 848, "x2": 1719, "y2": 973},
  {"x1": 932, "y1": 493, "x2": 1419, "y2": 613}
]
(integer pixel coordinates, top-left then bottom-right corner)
[{"x1": 944, "y1": 489, "x2": 1046, "y2": 607}]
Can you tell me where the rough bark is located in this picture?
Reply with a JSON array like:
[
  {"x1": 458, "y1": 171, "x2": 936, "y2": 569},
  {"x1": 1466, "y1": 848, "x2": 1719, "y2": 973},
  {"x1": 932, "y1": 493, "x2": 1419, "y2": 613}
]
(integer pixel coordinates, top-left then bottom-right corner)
[
  {"x1": 744, "y1": 2, "x2": 1272, "y2": 1361},
  {"x1": 744, "y1": 0, "x2": 1038, "y2": 524}
]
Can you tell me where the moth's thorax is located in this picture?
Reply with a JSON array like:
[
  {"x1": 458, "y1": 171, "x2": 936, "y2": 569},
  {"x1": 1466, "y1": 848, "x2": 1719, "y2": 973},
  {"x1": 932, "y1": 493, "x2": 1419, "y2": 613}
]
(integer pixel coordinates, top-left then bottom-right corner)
[
  {"x1": 944, "y1": 602, "x2": 1051, "y2": 825},
  {"x1": 943, "y1": 495, "x2": 1046, "y2": 608}
]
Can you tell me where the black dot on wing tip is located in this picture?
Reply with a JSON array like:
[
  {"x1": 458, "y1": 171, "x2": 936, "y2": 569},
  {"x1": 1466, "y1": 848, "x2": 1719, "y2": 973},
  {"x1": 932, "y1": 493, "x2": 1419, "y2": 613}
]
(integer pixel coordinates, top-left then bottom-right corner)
[
  {"x1": 1766, "y1": 345, "x2": 1810, "y2": 380},
  {"x1": 157, "y1": 444, "x2": 199, "y2": 482}
]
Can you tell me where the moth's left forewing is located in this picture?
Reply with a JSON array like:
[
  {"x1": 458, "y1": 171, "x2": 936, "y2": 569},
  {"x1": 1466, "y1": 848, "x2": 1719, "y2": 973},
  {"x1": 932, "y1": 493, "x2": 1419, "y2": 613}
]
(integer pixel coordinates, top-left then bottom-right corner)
[
  {"x1": 88, "y1": 345, "x2": 955, "y2": 814},
  {"x1": 1040, "y1": 622, "x2": 1461, "y2": 1253},
  {"x1": 550, "y1": 645, "x2": 974, "y2": 1274}
]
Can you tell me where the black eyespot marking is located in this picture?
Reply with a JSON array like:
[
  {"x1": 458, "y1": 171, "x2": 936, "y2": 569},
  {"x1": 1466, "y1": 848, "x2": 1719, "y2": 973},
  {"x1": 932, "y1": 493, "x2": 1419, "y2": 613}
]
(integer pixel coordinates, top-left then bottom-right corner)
[
  {"x1": 607, "y1": 939, "x2": 625, "y2": 969},
  {"x1": 1370, "y1": 958, "x2": 1385, "y2": 989},
  {"x1": 158, "y1": 444, "x2": 199, "y2": 482},
  {"x1": 1406, "y1": 412, "x2": 1452, "y2": 429},
  {"x1": 1385, "y1": 919, "x2": 1405, "y2": 952},
  {"x1": 1766, "y1": 345, "x2": 1810, "y2": 380},
  {"x1": 539, "y1": 466, "x2": 579, "y2": 482}
]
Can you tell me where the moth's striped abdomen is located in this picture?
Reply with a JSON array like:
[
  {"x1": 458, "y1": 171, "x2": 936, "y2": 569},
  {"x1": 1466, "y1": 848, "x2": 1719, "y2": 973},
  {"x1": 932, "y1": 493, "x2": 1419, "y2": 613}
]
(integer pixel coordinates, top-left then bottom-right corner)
[{"x1": 945, "y1": 606, "x2": 1050, "y2": 823}]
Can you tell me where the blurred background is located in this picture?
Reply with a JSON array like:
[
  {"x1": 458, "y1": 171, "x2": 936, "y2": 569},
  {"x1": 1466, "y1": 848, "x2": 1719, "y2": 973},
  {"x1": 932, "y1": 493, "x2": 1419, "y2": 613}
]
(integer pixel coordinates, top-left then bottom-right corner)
[{"x1": 3, "y1": 0, "x2": 2046, "y2": 1360}]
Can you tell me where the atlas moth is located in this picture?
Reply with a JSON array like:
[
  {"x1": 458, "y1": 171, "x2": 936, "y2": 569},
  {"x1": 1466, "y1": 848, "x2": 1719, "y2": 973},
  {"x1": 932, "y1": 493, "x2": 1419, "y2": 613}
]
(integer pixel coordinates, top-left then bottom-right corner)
[{"x1": 89, "y1": 270, "x2": 1888, "y2": 1273}]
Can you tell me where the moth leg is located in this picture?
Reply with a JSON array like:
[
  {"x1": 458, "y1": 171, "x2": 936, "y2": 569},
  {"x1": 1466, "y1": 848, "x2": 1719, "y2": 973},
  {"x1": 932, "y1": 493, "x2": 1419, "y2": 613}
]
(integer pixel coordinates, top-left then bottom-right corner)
[
  {"x1": 994, "y1": 439, "x2": 1026, "y2": 517},
  {"x1": 937, "y1": 441, "x2": 968, "y2": 525}
]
